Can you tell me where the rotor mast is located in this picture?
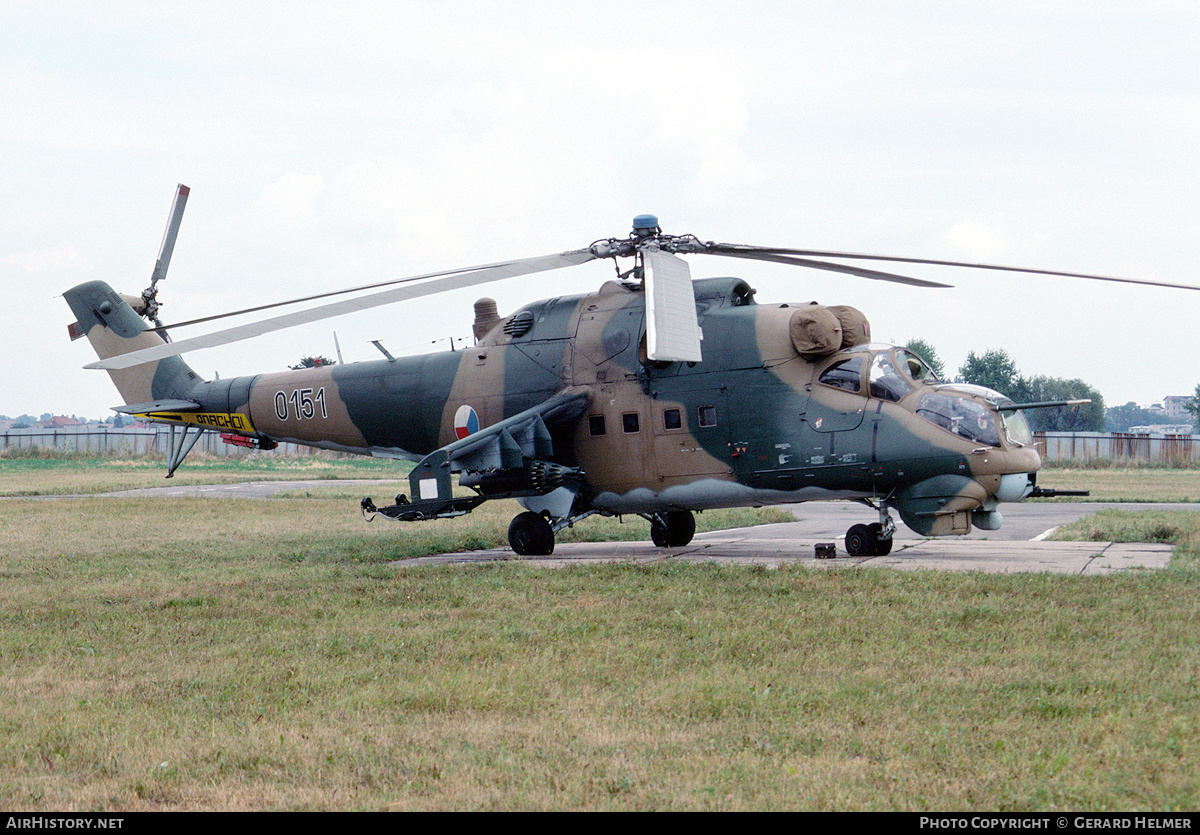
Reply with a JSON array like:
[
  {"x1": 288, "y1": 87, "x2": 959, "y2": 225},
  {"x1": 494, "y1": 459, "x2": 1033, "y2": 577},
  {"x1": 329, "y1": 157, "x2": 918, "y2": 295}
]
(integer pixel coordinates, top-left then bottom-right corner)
[{"x1": 589, "y1": 215, "x2": 707, "y2": 363}]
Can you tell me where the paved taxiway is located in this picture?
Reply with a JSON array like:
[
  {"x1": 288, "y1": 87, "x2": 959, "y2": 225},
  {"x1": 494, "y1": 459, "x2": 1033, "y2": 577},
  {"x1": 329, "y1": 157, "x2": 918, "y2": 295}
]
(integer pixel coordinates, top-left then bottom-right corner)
[
  {"x1": 408, "y1": 516, "x2": 1175, "y2": 575},
  {"x1": 66, "y1": 480, "x2": 1188, "y2": 575},
  {"x1": 404, "y1": 499, "x2": 1192, "y2": 573}
]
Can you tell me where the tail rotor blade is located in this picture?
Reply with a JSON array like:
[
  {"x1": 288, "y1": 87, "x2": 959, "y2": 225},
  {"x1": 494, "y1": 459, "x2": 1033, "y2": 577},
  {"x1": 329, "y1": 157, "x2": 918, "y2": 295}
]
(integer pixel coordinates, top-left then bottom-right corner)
[
  {"x1": 141, "y1": 183, "x2": 191, "y2": 330},
  {"x1": 152, "y1": 184, "x2": 190, "y2": 286}
]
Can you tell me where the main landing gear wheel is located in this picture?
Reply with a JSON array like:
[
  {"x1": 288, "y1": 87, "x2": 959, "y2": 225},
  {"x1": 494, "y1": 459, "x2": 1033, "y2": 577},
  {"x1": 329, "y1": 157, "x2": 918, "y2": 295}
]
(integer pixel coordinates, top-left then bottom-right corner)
[
  {"x1": 845, "y1": 523, "x2": 893, "y2": 557},
  {"x1": 508, "y1": 511, "x2": 555, "y2": 556},
  {"x1": 650, "y1": 510, "x2": 696, "y2": 548}
]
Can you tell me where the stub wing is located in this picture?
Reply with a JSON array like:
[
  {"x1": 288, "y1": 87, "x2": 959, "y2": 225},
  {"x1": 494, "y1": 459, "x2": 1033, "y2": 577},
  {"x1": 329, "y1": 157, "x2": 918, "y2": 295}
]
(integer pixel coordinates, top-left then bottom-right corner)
[
  {"x1": 365, "y1": 388, "x2": 592, "y2": 522},
  {"x1": 439, "y1": 387, "x2": 591, "y2": 472}
]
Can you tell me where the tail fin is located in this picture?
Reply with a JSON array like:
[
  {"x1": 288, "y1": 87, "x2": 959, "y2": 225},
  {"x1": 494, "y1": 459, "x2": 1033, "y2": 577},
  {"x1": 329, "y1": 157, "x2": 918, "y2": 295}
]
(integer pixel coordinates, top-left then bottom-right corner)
[{"x1": 64, "y1": 280, "x2": 205, "y2": 407}]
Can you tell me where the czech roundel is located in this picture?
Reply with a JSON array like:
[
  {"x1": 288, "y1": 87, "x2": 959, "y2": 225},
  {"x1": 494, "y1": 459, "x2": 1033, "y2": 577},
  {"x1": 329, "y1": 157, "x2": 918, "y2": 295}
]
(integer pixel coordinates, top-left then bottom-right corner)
[{"x1": 454, "y1": 404, "x2": 479, "y2": 440}]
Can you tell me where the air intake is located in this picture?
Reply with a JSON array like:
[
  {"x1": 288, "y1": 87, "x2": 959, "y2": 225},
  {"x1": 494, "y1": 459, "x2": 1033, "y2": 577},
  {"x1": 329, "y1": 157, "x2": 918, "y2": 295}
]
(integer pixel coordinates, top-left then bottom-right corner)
[{"x1": 503, "y1": 310, "x2": 535, "y2": 338}]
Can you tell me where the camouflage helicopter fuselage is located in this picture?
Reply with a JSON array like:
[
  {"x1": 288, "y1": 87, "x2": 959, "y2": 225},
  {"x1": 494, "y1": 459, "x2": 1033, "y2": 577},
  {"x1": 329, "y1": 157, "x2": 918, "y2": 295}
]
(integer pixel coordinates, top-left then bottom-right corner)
[{"x1": 65, "y1": 274, "x2": 1042, "y2": 555}]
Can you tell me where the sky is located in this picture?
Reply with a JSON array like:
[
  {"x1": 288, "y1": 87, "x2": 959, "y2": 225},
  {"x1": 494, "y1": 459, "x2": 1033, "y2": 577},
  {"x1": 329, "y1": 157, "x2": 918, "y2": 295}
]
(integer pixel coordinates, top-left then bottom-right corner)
[{"x1": 3, "y1": 0, "x2": 1198, "y2": 419}]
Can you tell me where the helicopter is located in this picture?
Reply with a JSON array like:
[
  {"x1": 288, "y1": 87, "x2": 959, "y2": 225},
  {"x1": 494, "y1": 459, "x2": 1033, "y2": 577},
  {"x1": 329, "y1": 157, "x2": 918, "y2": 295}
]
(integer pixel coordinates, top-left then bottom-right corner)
[{"x1": 64, "y1": 185, "x2": 1200, "y2": 557}]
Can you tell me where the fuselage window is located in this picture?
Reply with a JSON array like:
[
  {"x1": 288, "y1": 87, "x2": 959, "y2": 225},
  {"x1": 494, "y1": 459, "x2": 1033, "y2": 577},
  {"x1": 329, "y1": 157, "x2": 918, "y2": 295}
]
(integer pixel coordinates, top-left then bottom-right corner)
[
  {"x1": 896, "y1": 348, "x2": 937, "y2": 382},
  {"x1": 1002, "y1": 408, "x2": 1033, "y2": 446},
  {"x1": 698, "y1": 405, "x2": 718, "y2": 428},
  {"x1": 589, "y1": 415, "x2": 606, "y2": 436},
  {"x1": 663, "y1": 408, "x2": 682, "y2": 430},
  {"x1": 818, "y1": 356, "x2": 863, "y2": 393},
  {"x1": 869, "y1": 353, "x2": 911, "y2": 402},
  {"x1": 622, "y1": 412, "x2": 640, "y2": 433}
]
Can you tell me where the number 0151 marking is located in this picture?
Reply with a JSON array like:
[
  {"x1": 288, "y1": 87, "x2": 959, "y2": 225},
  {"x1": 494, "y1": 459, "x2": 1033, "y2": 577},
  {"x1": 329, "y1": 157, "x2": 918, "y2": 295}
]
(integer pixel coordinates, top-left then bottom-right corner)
[{"x1": 274, "y1": 387, "x2": 328, "y2": 421}]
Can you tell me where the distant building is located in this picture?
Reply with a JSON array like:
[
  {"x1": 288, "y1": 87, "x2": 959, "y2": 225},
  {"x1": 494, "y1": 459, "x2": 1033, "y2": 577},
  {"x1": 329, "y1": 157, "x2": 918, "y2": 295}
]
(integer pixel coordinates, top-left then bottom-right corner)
[
  {"x1": 1162, "y1": 395, "x2": 1191, "y2": 420},
  {"x1": 1128, "y1": 425, "x2": 1195, "y2": 435},
  {"x1": 36, "y1": 415, "x2": 84, "y2": 429}
]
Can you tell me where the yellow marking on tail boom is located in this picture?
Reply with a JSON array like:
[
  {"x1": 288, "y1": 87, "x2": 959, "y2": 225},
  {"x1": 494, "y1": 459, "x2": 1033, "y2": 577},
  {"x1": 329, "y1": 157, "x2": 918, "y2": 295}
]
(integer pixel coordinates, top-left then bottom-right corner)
[{"x1": 134, "y1": 411, "x2": 256, "y2": 433}]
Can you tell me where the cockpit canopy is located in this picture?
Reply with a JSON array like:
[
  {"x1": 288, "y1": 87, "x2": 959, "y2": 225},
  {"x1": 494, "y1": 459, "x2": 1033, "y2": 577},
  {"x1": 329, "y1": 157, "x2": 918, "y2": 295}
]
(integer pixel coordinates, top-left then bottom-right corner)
[
  {"x1": 916, "y1": 390, "x2": 1000, "y2": 446},
  {"x1": 816, "y1": 345, "x2": 1032, "y2": 449},
  {"x1": 816, "y1": 344, "x2": 938, "y2": 401}
]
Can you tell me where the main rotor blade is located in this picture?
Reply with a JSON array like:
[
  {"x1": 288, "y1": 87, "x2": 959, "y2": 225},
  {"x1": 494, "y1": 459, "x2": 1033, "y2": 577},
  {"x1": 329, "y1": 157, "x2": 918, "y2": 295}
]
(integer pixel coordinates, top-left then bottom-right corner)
[
  {"x1": 704, "y1": 243, "x2": 1200, "y2": 291},
  {"x1": 644, "y1": 248, "x2": 703, "y2": 362},
  {"x1": 87, "y1": 249, "x2": 596, "y2": 370},
  {"x1": 707, "y1": 249, "x2": 953, "y2": 288},
  {"x1": 152, "y1": 254, "x2": 557, "y2": 332}
]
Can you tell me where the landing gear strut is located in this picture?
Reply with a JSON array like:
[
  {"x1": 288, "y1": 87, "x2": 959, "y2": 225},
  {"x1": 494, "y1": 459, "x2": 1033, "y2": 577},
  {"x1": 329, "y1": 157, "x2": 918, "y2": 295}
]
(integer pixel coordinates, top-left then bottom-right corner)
[{"x1": 844, "y1": 503, "x2": 896, "y2": 557}]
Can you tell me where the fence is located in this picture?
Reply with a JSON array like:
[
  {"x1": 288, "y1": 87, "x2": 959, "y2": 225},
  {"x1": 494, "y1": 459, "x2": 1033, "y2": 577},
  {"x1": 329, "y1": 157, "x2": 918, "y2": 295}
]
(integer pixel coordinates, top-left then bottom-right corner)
[
  {"x1": 5, "y1": 425, "x2": 1199, "y2": 466},
  {"x1": 1035, "y1": 432, "x2": 1199, "y2": 465},
  {"x1": 0, "y1": 425, "x2": 318, "y2": 457}
]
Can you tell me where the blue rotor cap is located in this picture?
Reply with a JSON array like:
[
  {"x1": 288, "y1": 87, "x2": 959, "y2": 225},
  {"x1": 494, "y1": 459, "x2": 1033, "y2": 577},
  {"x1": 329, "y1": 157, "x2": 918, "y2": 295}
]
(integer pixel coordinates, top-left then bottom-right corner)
[{"x1": 632, "y1": 214, "x2": 659, "y2": 236}]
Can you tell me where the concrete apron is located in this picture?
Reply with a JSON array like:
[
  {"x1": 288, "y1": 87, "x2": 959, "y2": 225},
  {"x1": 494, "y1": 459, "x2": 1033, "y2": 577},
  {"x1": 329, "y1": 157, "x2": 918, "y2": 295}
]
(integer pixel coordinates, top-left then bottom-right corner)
[{"x1": 401, "y1": 521, "x2": 1172, "y2": 575}]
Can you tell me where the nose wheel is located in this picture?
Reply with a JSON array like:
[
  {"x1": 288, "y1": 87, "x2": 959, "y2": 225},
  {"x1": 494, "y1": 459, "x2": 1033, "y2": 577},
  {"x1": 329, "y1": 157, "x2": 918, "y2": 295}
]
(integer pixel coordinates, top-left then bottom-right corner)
[
  {"x1": 845, "y1": 523, "x2": 893, "y2": 557},
  {"x1": 845, "y1": 503, "x2": 896, "y2": 557}
]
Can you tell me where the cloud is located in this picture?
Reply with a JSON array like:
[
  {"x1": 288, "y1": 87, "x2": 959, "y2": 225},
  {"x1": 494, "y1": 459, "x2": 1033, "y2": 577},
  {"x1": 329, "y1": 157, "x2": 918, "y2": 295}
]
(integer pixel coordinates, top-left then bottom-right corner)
[
  {"x1": 942, "y1": 218, "x2": 1011, "y2": 260},
  {"x1": 248, "y1": 173, "x2": 326, "y2": 230},
  {"x1": 5, "y1": 246, "x2": 89, "y2": 274}
]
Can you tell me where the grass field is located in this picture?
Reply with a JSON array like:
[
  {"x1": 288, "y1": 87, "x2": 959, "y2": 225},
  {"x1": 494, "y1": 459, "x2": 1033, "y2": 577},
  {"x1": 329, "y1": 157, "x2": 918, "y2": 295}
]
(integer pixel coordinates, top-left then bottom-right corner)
[
  {"x1": 0, "y1": 451, "x2": 399, "y2": 497},
  {"x1": 1035, "y1": 466, "x2": 1200, "y2": 503},
  {"x1": 1, "y1": 455, "x2": 1197, "y2": 810}
]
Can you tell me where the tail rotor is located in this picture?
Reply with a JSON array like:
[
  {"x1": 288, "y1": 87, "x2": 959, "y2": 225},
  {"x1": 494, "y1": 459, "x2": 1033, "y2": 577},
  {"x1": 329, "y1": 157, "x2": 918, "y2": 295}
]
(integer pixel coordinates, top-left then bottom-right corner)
[{"x1": 140, "y1": 183, "x2": 190, "y2": 333}]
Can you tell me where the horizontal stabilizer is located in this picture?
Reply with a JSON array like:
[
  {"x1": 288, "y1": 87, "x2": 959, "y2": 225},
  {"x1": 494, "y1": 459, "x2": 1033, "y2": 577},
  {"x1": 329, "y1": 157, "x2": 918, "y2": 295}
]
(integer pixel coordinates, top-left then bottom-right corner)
[{"x1": 113, "y1": 399, "x2": 202, "y2": 414}]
